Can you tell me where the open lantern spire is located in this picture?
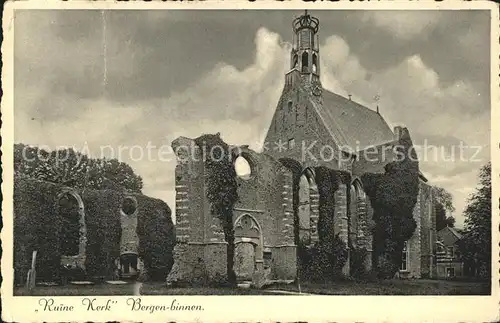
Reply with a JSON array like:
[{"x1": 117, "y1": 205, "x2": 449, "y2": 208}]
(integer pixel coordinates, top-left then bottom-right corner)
[{"x1": 290, "y1": 10, "x2": 321, "y2": 82}]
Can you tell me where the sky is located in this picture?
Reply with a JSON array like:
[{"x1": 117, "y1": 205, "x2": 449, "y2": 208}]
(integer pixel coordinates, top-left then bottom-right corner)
[{"x1": 14, "y1": 9, "x2": 491, "y2": 227}]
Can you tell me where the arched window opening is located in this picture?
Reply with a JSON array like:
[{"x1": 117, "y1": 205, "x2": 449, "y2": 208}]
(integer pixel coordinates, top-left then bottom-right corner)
[
  {"x1": 301, "y1": 52, "x2": 309, "y2": 73},
  {"x1": 312, "y1": 54, "x2": 318, "y2": 74},
  {"x1": 58, "y1": 193, "x2": 81, "y2": 257},
  {"x1": 234, "y1": 156, "x2": 252, "y2": 180},
  {"x1": 292, "y1": 54, "x2": 298, "y2": 68},
  {"x1": 298, "y1": 169, "x2": 315, "y2": 244},
  {"x1": 122, "y1": 196, "x2": 138, "y2": 216}
]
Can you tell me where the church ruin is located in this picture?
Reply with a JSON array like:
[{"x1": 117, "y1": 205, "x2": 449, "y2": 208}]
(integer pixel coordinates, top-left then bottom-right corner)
[{"x1": 167, "y1": 11, "x2": 436, "y2": 287}]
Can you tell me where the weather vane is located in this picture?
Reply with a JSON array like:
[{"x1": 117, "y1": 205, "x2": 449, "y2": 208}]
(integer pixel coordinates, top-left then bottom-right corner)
[{"x1": 374, "y1": 94, "x2": 380, "y2": 113}]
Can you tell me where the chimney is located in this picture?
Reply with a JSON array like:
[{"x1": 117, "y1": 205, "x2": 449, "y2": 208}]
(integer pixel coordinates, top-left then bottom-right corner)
[
  {"x1": 348, "y1": 94, "x2": 352, "y2": 101},
  {"x1": 394, "y1": 126, "x2": 403, "y2": 140}
]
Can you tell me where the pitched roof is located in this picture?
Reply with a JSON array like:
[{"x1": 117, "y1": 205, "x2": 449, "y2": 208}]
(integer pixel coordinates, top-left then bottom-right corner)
[
  {"x1": 314, "y1": 90, "x2": 395, "y2": 151},
  {"x1": 448, "y1": 226, "x2": 463, "y2": 239},
  {"x1": 438, "y1": 226, "x2": 463, "y2": 240}
]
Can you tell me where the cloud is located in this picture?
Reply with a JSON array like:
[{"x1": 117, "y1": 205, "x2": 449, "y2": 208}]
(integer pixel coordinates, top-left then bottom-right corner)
[
  {"x1": 15, "y1": 13, "x2": 488, "y2": 229},
  {"x1": 318, "y1": 35, "x2": 489, "y2": 227},
  {"x1": 15, "y1": 26, "x2": 288, "y2": 217},
  {"x1": 362, "y1": 11, "x2": 443, "y2": 40}
]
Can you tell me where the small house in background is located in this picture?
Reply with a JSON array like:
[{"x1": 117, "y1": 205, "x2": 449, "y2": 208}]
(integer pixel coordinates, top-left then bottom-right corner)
[{"x1": 436, "y1": 226, "x2": 464, "y2": 279}]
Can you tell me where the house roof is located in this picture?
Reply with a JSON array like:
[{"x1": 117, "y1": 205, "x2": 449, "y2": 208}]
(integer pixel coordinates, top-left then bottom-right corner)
[
  {"x1": 448, "y1": 226, "x2": 463, "y2": 239},
  {"x1": 316, "y1": 90, "x2": 395, "y2": 151},
  {"x1": 438, "y1": 226, "x2": 463, "y2": 240}
]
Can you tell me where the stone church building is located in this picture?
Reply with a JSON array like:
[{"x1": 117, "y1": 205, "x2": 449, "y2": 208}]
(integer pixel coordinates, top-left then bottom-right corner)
[{"x1": 167, "y1": 11, "x2": 436, "y2": 287}]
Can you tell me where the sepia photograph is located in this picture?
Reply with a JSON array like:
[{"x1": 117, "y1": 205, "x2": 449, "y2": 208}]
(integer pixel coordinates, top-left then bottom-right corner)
[{"x1": 2, "y1": 1, "x2": 499, "y2": 322}]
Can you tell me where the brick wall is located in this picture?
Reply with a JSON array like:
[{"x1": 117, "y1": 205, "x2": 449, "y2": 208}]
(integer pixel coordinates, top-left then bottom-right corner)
[
  {"x1": 171, "y1": 137, "x2": 207, "y2": 244},
  {"x1": 167, "y1": 136, "x2": 229, "y2": 285},
  {"x1": 264, "y1": 81, "x2": 344, "y2": 172},
  {"x1": 407, "y1": 187, "x2": 422, "y2": 278},
  {"x1": 419, "y1": 181, "x2": 435, "y2": 278}
]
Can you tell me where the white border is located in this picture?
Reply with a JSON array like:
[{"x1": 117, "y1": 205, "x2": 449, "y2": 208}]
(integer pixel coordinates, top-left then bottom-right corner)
[{"x1": 2, "y1": 1, "x2": 499, "y2": 322}]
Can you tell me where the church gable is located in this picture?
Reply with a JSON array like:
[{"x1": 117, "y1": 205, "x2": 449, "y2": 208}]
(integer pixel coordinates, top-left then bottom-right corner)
[
  {"x1": 264, "y1": 86, "x2": 346, "y2": 171},
  {"x1": 319, "y1": 91, "x2": 395, "y2": 151}
]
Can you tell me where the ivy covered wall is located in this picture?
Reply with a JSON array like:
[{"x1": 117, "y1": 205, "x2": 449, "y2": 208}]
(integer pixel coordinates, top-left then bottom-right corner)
[{"x1": 13, "y1": 176, "x2": 175, "y2": 284}]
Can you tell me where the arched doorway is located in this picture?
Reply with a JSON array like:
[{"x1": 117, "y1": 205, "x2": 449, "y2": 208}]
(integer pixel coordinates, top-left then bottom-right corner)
[
  {"x1": 298, "y1": 168, "x2": 316, "y2": 244},
  {"x1": 119, "y1": 196, "x2": 140, "y2": 280},
  {"x1": 119, "y1": 253, "x2": 139, "y2": 279},
  {"x1": 57, "y1": 190, "x2": 86, "y2": 270},
  {"x1": 233, "y1": 214, "x2": 263, "y2": 283}
]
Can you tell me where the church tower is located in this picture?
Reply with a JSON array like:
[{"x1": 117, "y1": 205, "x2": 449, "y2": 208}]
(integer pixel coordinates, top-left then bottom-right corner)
[{"x1": 287, "y1": 10, "x2": 321, "y2": 89}]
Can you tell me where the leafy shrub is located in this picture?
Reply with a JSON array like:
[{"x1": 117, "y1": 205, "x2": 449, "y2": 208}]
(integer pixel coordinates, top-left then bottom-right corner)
[
  {"x1": 81, "y1": 189, "x2": 122, "y2": 279},
  {"x1": 194, "y1": 133, "x2": 239, "y2": 286},
  {"x1": 298, "y1": 235, "x2": 348, "y2": 282},
  {"x1": 361, "y1": 129, "x2": 419, "y2": 278},
  {"x1": 136, "y1": 194, "x2": 175, "y2": 281},
  {"x1": 13, "y1": 177, "x2": 62, "y2": 285},
  {"x1": 349, "y1": 247, "x2": 368, "y2": 279},
  {"x1": 14, "y1": 177, "x2": 175, "y2": 283},
  {"x1": 295, "y1": 166, "x2": 350, "y2": 281}
]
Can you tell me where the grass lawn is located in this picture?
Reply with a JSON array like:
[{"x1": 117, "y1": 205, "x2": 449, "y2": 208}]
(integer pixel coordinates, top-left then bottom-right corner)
[
  {"x1": 268, "y1": 279, "x2": 491, "y2": 295},
  {"x1": 14, "y1": 283, "x2": 137, "y2": 296},
  {"x1": 140, "y1": 283, "x2": 268, "y2": 295},
  {"x1": 14, "y1": 279, "x2": 490, "y2": 296}
]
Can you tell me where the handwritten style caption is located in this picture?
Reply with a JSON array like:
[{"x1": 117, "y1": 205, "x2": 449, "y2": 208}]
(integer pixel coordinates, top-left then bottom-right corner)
[{"x1": 37, "y1": 297, "x2": 204, "y2": 314}]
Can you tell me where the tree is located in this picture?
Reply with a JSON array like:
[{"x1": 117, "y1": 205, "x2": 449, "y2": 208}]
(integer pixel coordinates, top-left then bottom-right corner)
[
  {"x1": 361, "y1": 128, "x2": 419, "y2": 279},
  {"x1": 14, "y1": 143, "x2": 143, "y2": 193},
  {"x1": 460, "y1": 162, "x2": 491, "y2": 279},
  {"x1": 432, "y1": 186, "x2": 456, "y2": 231}
]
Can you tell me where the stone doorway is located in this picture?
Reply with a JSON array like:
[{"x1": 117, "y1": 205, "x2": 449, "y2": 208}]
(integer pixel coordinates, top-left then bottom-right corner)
[
  {"x1": 120, "y1": 253, "x2": 139, "y2": 279},
  {"x1": 233, "y1": 214, "x2": 263, "y2": 284},
  {"x1": 234, "y1": 240, "x2": 257, "y2": 282}
]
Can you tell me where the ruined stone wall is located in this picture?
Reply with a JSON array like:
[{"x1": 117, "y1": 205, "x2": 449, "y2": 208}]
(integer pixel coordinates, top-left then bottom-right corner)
[
  {"x1": 167, "y1": 137, "x2": 227, "y2": 285},
  {"x1": 168, "y1": 138, "x2": 297, "y2": 286},
  {"x1": 419, "y1": 181, "x2": 436, "y2": 278},
  {"x1": 407, "y1": 187, "x2": 422, "y2": 278},
  {"x1": 403, "y1": 180, "x2": 435, "y2": 279},
  {"x1": 233, "y1": 149, "x2": 296, "y2": 283}
]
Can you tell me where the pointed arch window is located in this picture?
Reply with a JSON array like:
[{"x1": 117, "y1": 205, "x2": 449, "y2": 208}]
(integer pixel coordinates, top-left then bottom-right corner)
[
  {"x1": 298, "y1": 168, "x2": 316, "y2": 245},
  {"x1": 301, "y1": 52, "x2": 309, "y2": 73},
  {"x1": 312, "y1": 53, "x2": 318, "y2": 74}
]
